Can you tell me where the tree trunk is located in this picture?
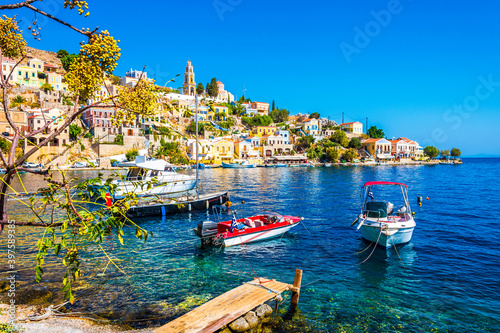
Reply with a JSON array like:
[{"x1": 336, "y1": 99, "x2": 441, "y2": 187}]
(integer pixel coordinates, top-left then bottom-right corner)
[{"x1": 0, "y1": 170, "x2": 14, "y2": 231}]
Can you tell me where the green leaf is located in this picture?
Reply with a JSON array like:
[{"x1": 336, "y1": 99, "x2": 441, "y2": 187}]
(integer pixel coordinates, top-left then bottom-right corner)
[
  {"x1": 117, "y1": 233, "x2": 123, "y2": 245},
  {"x1": 62, "y1": 282, "x2": 71, "y2": 292}
]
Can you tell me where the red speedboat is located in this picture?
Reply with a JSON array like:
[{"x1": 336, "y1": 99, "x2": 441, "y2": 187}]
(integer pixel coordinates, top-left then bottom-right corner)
[{"x1": 194, "y1": 212, "x2": 302, "y2": 247}]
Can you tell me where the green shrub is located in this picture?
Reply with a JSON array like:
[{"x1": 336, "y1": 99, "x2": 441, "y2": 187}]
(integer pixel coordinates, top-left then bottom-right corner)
[
  {"x1": 114, "y1": 134, "x2": 124, "y2": 145},
  {"x1": 126, "y1": 149, "x2": 139, "y2": 161}
]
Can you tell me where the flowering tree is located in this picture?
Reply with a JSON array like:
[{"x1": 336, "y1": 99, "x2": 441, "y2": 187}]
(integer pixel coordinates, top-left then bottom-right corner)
[{"x1": 0, "y1": 0, "x2": 160, "y2": 302}]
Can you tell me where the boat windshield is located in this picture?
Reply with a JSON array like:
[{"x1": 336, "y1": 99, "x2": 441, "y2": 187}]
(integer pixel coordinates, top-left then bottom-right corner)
[
  {"x1": 259, "y1": 212, "x2": 284, "y2": 222},
  {"x1": 361, "y1": 184, "x2": 411, "y2": 216},
  {"x1": 126, "y1": 167, "x2": 146, "y2": 181}
]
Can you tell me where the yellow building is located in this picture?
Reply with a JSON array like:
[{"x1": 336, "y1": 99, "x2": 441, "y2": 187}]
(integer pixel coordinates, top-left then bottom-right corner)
[
  {"x1": 46, "y1": 72, "x2": 66, "y2": 91},
  {"x1": 252, "y1": 125, "x2": 277, "y2": 137},
  {"x1": 363, "y1": 138, "x2": 393, "y2": 160},
  {"x1": 16, "y1": 65, "x2": 40, "y2": 87},
  {"x1": 212, "y1": 139, "x2": 234, "y2": 163},
  {"x1": 208, "y1": 105, "x2": 228, "y2": 121},
  {"x1": 340, "y1": 121, "x2": 363, "y2": 134}
]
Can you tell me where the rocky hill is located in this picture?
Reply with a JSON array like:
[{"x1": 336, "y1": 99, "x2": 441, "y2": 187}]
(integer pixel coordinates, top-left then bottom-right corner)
[{"x1": 17, "y1": 46, "x2": 66, "y2": 73}]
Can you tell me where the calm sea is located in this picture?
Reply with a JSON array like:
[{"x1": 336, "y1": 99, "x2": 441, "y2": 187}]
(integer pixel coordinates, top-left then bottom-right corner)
[{"x1": 1, "y1": 158, "x2": 499, "y2": 332}]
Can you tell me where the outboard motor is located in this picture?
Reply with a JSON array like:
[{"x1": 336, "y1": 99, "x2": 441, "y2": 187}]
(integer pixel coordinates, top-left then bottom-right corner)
[{"x1": 194, "y1": 220, "x2": 218, "y2": 246}]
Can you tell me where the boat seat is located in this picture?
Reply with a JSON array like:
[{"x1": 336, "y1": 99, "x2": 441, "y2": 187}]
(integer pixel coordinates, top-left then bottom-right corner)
[
  {"x1": 365, "y1": 201, "x2": 387, "y2": 218},
  {"x1": 244, "y1": 218, "x2": 255, "y2": 228},
  {"x1": 253, "y1": 220, "x2": 264, "y2": 227}
]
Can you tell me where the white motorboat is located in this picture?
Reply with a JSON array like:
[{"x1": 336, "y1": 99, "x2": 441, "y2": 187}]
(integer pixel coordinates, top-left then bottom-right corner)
[
  {"x1": 194, "y1": 212, "x2": 302, "y2": 247},
  {"x1": 352, "y1": 181, "x2": 416, "y2": 247},
  {"x1": 112, "y1": 156, "x2": 196, "y2": 199}
]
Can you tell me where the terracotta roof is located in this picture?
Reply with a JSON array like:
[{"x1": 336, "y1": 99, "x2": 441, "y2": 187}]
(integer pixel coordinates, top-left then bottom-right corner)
[
  {"x1": 363, "y1": 138, "x2": 383, "y2": 143},
  {"x1": 340, "y1": 121, "x2": 362, "y2": 125}
]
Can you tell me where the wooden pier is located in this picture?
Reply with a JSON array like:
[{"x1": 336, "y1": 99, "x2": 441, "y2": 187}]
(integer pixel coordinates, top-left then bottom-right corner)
[{"x1": 155, "y1": 271, "x2": 302, "y2": 333}]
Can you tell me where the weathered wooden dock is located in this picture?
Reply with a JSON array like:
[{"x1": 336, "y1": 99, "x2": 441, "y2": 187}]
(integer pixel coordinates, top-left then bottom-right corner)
[{"x1": 155, "y1": 273, "x2": 302, "y2": 333}]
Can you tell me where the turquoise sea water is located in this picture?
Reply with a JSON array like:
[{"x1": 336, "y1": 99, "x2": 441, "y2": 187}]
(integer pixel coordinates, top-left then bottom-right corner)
[{"x1": 1, "y1": 158, "x2": 499, "y2": 332}]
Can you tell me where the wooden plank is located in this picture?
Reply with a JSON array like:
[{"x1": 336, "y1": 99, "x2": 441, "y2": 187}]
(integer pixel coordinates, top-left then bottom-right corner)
[{"x1": 155, "y1": 279, "x2": 292, "y2": 333}]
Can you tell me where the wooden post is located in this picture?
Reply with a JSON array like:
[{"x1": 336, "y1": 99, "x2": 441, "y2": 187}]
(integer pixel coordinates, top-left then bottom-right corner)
[{"x1": 291, "y1": 269, "x2": 302, "y2": 308}]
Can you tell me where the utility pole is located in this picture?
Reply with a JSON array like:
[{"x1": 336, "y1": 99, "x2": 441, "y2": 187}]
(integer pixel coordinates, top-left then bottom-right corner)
[
  {"x1": 342, "y1": 112, "x2": 344, "y2": 124},
  {"x1": 366, "y1": 117, "x2": 368, "y2": 134}
]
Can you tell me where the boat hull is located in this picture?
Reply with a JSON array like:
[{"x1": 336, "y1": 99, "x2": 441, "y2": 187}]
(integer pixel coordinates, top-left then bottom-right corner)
[
  {"x1": 223, "y1": 223, "x2": 299, "y2": 247},
  {"x1": 360, "y1": 224, "x2": 414, "y2": 247},
  {"x1": 127, "y1": 191, "x2": 229, "y2": 217},
  {"x1": 221, "y1": 162, "x2": 256, "y2": 168},
  {"x1": 113, "y1": 179, "x2": 197, "y2": 199}
]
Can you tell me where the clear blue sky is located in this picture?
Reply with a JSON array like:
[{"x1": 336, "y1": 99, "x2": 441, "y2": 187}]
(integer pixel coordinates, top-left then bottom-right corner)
[{"x1": 5, "y1": 0, "x2": 500, "y2": 156}]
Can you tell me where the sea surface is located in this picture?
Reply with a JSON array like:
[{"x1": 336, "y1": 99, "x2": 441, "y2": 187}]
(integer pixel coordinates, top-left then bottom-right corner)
[{"x1": 1, "y1": 158, "x2": 499, "y2": 332}]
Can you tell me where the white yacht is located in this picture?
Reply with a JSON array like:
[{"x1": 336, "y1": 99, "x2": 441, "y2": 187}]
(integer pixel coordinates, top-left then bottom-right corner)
[{"x1": 113, "y1": 156, "x2": 196, "y2": 199}]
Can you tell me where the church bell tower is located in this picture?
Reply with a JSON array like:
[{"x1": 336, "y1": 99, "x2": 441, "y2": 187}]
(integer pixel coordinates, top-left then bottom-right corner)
[{"x1": 183, "y1": 60, "x2": 196, "y2": 96}]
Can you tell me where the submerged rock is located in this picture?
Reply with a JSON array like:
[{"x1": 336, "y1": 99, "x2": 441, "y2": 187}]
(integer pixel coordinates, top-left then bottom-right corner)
[
  {"x1": 254, "y1": 304, "x2": 273, "y2": 317},
  {"x1": 229, "y1": 317, "x2": 250, "y2": 332}
]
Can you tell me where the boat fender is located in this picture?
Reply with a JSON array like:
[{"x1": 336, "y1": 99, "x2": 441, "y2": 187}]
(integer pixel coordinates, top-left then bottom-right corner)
[
  {"x1": 105, "y1": 193, "x2": 113, "y2": 207},
  {"x1": 226, "y1": 201, "x2": 232, "y2": 208},
  {"x1": 241, "y1": 200, "x2": 245, "y2": 204},
  {"x1": 412, "y1": 212, "x2": 415, "y2": 216}
]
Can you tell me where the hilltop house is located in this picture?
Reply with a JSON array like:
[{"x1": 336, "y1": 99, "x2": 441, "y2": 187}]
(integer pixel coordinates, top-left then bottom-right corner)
[{"x1": 340, "y1": 121, "x2": 363, "y2": 135}]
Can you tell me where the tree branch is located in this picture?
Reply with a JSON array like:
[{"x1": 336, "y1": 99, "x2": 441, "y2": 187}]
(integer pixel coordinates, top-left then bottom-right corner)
[
  {"x1": 27, "y1": 118, "x2": 57, "y2": 137},
  {"x1": 0, "y1": 0, "x2": 38, "y2": 10},
  {"x1": 23, "y1": 3, "x2": 97, "y2": 37}
]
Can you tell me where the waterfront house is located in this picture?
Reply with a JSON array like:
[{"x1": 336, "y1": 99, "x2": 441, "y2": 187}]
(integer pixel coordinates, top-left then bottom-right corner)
[
  {"x1": 389, "y1": 139, "x2": 410, "y2": 158},
  {"x1": 398, "y1": 137, "x2": 424, "y2": 159},
  {"x1": 261, "y1": 134, "x2": 294, "y2": 158},
  {"x1": 340, "y1": 121, "x2": 363, "y2": 135},
  {"x1": 234, "y1": 140, "x2": 260, "y2": 159},
  {"x1": 363, "y1": 138, "x2": 393, "y2": 160},
  {"x1": 211, "y1": 138, "x2": 234, "y2": 164}
]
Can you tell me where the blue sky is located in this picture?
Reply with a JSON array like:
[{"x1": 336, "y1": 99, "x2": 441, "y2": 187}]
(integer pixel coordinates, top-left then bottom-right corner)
[{"x1": 4, "y1": 0, "x2": 500, "y2": 156}]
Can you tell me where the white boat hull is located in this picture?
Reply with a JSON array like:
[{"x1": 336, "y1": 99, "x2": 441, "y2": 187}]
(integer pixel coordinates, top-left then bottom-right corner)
[
  {"x1": 359, "y1": 222, "x2": 414, "y2": 247},
  {"x1": 223, "y1": 223, "x2": 299, "y2": 247},
  {"x1": 113, "y1": 179, "x2": 197, "y2": 199}
]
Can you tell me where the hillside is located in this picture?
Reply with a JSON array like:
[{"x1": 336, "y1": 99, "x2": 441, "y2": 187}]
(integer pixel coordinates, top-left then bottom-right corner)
[{"x1": 16, "y1": 46, "x2": 66, "y2": 73}]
